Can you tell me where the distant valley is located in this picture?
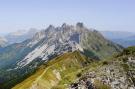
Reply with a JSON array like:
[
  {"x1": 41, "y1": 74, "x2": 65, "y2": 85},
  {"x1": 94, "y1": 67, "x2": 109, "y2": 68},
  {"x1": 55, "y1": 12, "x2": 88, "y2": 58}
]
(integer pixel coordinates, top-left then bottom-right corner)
[{"x1": 101, "y1": 31, "x2": 135, "y2": 47}]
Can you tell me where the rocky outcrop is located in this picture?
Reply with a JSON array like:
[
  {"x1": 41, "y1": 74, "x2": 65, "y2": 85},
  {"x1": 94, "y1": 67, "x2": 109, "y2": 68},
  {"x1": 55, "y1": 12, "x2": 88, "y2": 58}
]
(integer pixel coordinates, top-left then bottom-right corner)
[{"x1": 70, "y1": 49, "x2": 135, "y2": 89}]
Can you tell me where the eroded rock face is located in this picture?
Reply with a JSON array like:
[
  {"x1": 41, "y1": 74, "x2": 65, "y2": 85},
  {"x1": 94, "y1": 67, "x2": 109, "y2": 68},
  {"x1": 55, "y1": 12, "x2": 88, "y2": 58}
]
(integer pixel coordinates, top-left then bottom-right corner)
[
  {"x1": 70, "y1": 55, "x2": 135, "y2": 89},
  {"x1": 70, "y1": 77, "x2": 95, "y2": 89}
]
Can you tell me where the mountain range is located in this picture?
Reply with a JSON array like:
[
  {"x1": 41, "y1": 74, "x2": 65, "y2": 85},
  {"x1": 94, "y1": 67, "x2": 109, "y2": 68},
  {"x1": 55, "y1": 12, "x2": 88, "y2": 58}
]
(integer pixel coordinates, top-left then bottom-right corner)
[
  {"x1": 0, "y1": 23, "x2": 122, "y2": 69},
  {"x1": 101, "y1": 31, "x2": 135, "y2": 47},
  {"x1": 0, "y1": 36, "x2": 7, "y2": 47},
  {"x1": 1, "y1": 28, "x2": 135, "y2": 48},
  {"x1": 0, "y1": 28, "x2": 38, "y2": 47},
  {"x1": 0, "y1": 22, "x2": 126, "y2": 89}
]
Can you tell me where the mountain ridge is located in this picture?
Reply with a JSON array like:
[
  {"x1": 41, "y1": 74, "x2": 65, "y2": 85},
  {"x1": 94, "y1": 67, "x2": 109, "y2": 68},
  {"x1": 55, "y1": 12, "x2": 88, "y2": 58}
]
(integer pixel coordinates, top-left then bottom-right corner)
[
  {"x1": 12, "y1": 51, "x2": 91, "y2": 89},
  {"x1": 12, "y1": 47, "x2": 135, "y2": 89}
]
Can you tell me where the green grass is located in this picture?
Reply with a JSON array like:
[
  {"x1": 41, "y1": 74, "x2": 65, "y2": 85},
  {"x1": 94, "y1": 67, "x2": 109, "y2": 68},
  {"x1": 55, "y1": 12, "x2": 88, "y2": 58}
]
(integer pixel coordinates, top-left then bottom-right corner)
[
  {"x1": 12, "y1": 46, "x2": 129, "y2": 89},
  {"x1": 12, "y1": 51, "x2": 90, "y2": 89},
  {"x1": 94, "y1": 79, "x2": 111, "y2": 89}
]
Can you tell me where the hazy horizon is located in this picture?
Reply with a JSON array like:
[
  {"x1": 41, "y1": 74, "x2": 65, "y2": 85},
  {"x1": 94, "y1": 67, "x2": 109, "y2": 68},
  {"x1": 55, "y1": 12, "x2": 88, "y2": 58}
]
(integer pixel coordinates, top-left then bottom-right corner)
[{"x1": 0, "y1": 0, "x2": 135, "y2": 34}]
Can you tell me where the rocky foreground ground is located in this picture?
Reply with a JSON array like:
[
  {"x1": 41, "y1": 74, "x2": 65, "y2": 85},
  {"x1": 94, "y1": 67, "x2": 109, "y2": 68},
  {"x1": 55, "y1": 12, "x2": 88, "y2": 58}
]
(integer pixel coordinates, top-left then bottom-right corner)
[{"x1": 70, "y1": 53, "x2": 135, "y2": 89}]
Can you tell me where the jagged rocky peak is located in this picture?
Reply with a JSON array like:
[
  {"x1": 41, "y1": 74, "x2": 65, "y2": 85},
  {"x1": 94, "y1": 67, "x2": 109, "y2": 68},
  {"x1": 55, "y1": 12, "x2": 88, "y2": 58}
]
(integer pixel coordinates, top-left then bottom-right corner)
[
  {"x1": 32, "y1": 30, "x2": 45, "y2": 41},
  {"x1": 59, "y1": 22, "x2": 87, "y2": 34},
  {"x1": 30, "y1": 23, "x2": 103, "y2": 45},
  {"x1": 61, "y1": 23, "x2": 74, "y2": 31},
  {"x1": 47, "y1": 24, "x2": 55, "y2": 30},
  {"x1": 61, "y1": 23, "x2": 67, "y2": 28},
  {"x1": 31, "y1": 25, "x2": 55, "y2": 42},
  {"x1": 44, "y1": 25, "x2": 56, "y2": 34},
  {"x1": 76, "y1": 22, "x2": 84, "y2": 28}
]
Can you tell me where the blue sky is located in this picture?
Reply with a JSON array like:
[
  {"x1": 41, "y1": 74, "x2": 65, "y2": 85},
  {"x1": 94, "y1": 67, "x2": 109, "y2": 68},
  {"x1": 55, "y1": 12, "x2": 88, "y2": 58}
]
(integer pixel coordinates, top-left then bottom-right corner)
[{"x1": 0, "y1": 0, "x2": 135, "y2": 34}]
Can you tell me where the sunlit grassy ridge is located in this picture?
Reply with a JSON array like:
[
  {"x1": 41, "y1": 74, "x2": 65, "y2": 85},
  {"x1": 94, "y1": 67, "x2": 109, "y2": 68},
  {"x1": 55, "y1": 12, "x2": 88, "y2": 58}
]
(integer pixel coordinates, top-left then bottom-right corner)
[
  {"x1": 12, "y1": 46, "x2": 135, "y2": 89},
  {"x1": 12, "y1": 51, "x2": 91, "y2": 89}
]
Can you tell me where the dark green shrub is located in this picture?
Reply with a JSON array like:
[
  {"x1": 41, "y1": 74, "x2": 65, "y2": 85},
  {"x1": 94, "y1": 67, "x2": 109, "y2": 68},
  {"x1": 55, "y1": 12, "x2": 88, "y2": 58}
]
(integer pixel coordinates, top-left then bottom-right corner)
[
  {"x1": 102, "y1": 61, "x2": 108, "y2": 65},
  {"x1": 76, "y1": 73, "x2": 82, "y2": 77}
]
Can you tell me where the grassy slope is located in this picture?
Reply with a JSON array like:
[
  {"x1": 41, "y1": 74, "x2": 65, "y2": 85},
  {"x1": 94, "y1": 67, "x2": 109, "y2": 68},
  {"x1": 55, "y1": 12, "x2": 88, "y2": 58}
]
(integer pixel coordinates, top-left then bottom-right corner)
[
  {"x1": 67, "y1": 46, "x2": 135, "y2": 89},
  {"x1": 80, "y1": 31, "x2": 123, "y2": 59},
  {"x1": 12, "y1": 51, "x2": 90, "y2": 89},
  {"x1": 13, "y1": 46, "x2": 135, "y2": 89}
]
